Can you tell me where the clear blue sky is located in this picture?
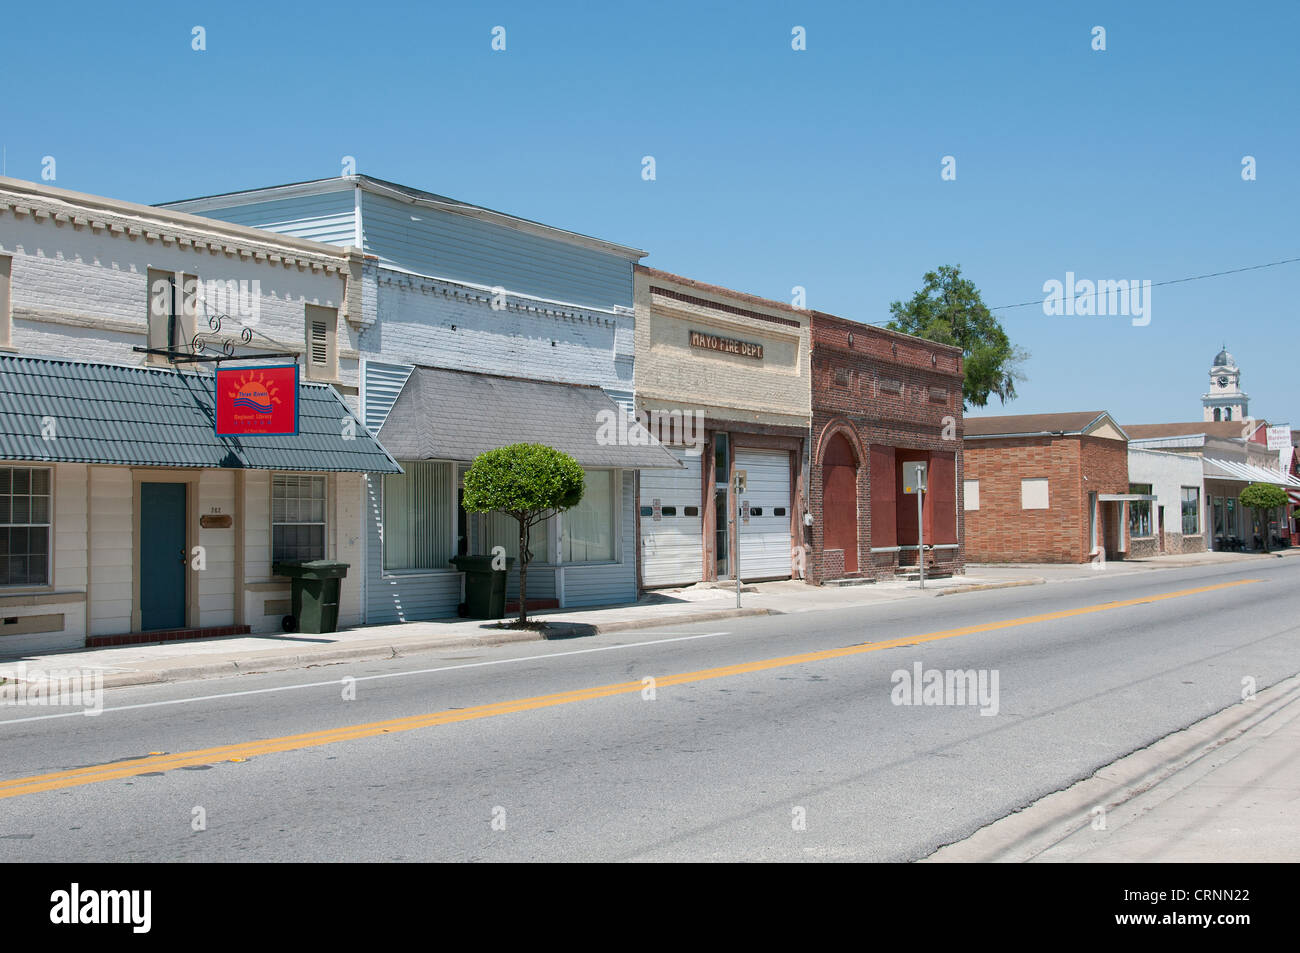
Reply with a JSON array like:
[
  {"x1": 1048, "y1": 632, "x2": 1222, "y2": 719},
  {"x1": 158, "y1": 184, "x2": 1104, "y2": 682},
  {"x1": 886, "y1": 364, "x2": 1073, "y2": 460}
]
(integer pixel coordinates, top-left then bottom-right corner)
[{"x1": 5, "y1": 1, "x2": 1296, "y2": 425}]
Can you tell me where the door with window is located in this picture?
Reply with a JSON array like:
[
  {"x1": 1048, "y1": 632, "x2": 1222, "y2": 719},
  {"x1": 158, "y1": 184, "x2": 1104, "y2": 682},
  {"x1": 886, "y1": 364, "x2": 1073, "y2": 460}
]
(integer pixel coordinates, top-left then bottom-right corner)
[{"x1": 140, "y1": 483, "x2": 187, "y2": 630}]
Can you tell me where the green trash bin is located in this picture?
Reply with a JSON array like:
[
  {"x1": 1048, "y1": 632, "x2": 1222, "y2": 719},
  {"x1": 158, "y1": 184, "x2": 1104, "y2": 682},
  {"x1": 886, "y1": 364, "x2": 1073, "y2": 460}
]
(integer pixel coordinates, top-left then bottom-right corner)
[
  {"x1": 450, "y1": 555, "x2": 514, "y2": 618},
  {"x1": 272, "y1": 559, "x2": 350, "y2": 634}
]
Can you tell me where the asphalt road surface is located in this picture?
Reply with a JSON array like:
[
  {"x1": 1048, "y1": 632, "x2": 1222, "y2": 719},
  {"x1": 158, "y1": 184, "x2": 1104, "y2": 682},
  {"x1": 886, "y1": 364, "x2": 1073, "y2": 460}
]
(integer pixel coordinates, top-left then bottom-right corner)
[{"x1": 2, "y1": 560, "x2": 1296, "y2": 861}]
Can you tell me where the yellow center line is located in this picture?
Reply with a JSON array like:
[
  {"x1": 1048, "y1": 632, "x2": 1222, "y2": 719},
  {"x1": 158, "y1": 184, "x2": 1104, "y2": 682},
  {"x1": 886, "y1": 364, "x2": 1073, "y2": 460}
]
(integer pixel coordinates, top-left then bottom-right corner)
[{"x1": 0, "y1": 578, "x2": 1258, "y2": 800}]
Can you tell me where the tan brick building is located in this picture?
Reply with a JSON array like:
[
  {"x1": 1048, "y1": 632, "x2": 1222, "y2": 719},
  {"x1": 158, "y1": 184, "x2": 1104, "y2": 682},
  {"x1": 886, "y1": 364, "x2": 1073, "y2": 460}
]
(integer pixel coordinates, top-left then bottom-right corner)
[
  {"x1": 632, "y1": 268, "x2": 811, "y2": 586},
  {"x1": 963, "y1": 412, "x2": 1139, "y2": 563}
]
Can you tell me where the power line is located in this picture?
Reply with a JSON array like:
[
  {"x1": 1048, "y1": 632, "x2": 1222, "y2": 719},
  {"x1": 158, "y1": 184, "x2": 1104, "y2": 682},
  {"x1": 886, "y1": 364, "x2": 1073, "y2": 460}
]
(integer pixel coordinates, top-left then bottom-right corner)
[{"x1": 990, "y1": 256, "x2": 1300, "y2": 312}]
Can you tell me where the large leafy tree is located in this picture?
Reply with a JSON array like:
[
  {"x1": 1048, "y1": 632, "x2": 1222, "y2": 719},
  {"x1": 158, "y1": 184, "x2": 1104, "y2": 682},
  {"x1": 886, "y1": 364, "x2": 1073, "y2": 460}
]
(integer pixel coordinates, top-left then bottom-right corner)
[
  {"x1": 887, "y1": 264, "x2": 1028, "y2": 409},
  {"x1": 462, "y1": 443, "x2": 585, "y2": 624},
  {"x1": 1239, "y1": 482, "x2": 1288, "y2": 552}
]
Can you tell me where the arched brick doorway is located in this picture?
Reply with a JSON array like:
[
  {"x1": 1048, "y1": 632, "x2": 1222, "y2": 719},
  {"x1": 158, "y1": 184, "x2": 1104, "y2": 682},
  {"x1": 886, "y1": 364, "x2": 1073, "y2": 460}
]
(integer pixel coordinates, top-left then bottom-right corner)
[{"x1": 822, "y1": 432, "x2": 859, "y2": 574}]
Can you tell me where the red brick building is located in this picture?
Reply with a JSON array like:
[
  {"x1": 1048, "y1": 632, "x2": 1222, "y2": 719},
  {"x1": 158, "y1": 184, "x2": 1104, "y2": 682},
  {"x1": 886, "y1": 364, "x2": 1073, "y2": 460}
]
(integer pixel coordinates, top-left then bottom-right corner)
[
  {"x1": 807, "y1": 314, "x2": 965, "y2": 582},
  {"x1": 963, "y1": 412, "x2": 1134, "y2": 563}
]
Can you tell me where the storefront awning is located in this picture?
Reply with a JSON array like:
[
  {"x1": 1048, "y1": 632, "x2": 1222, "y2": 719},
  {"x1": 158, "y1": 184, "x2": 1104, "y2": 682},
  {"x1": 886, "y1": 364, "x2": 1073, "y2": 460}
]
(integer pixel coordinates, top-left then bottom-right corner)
[
  {"x1": 379, "y1": 365, "x2": 682, "y2": 468},
  {"x1": 0, "y1": 355, "x2": 401, "y2": 473},
  {"x1": 1203, "y1": 457, "x2": 1300, "y2": 488}
]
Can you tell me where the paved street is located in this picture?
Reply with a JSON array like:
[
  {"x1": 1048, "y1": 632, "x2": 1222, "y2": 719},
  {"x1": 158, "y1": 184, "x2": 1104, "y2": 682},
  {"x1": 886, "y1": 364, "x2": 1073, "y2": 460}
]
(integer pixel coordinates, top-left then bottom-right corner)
[{"x1": 2, "y1": 559, "x2": 1297, "y2": 862}]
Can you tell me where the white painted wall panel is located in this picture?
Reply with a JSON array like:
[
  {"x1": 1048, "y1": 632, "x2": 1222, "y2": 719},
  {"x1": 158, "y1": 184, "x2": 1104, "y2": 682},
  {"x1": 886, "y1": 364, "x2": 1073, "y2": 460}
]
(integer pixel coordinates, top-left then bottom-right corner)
[{"x1": 640, "y1": 450, "x2": 703, "y2": 587}]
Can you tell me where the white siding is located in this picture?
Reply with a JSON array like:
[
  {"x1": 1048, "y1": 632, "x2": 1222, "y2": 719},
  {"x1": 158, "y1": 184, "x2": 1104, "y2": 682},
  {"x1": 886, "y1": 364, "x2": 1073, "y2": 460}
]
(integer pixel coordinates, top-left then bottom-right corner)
[
  {"x1": 0, "y1": 463, "x2": 88, "y2": 653},
  {"x1": 361, "y1": 192, "x2": 634, "y2": 311},
  {"x1": 88, "y1": 467, "x2": 132, "y2": 636},
  {"x1": 167, "y1": 191, "x2": 359, "y2": 247},
  {"x1": 195, "y1": 470, "x2": 236, "y2": 625}
]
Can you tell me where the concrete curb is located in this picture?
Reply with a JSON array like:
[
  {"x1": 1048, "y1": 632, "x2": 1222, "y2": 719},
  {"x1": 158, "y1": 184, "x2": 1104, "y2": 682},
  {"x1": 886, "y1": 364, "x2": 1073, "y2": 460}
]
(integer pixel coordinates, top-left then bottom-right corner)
[
  {"x1": 922, "y1": 673, "x2": 1300, "y2": 863},
  {"x1": 933, "y1": 578, "x2": 1046, "y2": 597},
  {"x1": 94, "y1": 607, "x2": 775, "y2": 690}
]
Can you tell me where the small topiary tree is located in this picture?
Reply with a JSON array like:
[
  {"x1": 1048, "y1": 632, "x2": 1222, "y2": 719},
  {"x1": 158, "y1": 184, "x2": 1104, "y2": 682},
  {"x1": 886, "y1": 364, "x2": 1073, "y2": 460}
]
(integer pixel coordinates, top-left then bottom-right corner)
[
  {"x1": 462, "y1": 443, "x2": 584, "y2": 624},
  {"x1": 1239, "y1": 482, "x2": 1288, "y2": 552}
]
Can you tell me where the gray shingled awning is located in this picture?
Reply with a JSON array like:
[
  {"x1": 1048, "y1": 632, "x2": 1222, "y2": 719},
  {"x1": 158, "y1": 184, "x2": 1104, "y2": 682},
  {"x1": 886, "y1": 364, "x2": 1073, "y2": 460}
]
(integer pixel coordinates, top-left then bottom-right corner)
[
  {"x1": 0, "y1": 355, "x2": 401, "y2": 472},
  {"x1": 379, "y1": 365, "x2": 681, "y2": 468}
]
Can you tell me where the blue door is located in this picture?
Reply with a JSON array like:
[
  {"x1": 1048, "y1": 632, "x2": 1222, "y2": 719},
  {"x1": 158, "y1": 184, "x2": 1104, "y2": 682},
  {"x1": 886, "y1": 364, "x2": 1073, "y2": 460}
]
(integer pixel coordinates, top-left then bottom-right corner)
[{"x1": 140, "y1": 483, "x2": 187, "y2": 630}]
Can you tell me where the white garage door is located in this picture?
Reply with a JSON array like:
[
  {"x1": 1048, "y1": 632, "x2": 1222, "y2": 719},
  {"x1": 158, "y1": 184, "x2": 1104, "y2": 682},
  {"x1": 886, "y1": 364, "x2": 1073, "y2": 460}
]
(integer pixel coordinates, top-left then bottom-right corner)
[
  {"x1": 640, "y1": 448, "x2": 703, "y2": 587},
  {"x1": 736, "y1": 448, "x2": 792, "y2": 580}
]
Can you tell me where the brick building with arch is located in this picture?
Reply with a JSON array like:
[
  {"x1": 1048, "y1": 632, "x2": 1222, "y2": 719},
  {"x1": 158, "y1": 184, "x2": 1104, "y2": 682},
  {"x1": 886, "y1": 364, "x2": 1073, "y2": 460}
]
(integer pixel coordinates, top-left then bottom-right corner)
[{"x1": 807, "y1": 314, "x2": 965, "y2": 583}]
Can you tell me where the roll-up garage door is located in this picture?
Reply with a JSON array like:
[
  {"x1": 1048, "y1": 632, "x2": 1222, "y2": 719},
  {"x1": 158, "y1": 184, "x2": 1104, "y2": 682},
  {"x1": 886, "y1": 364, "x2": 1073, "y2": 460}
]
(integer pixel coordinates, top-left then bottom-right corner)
[
  {"x1": 735, "y1": 448, "x2": 792, "y2": 580},
  {"x1": 639, "y1": 448, "x2": 703, "y2": 587}
]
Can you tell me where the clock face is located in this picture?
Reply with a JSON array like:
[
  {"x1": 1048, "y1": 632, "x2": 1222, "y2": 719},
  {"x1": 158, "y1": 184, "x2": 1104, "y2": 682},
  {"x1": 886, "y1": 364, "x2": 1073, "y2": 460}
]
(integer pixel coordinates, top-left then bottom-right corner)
[{"x1": 1218, "y1": 376, "x2": 1230, "y2": 387}]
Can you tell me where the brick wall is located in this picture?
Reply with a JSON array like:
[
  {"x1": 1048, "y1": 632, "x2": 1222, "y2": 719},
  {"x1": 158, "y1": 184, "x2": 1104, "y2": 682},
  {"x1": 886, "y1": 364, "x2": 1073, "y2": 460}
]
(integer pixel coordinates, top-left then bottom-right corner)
[
  {"x1": 0, "y1": 198, "x2": 355, "y2": 387},
  {"x1": 807, "y1": 313, "x2": 965, "y2": 582},
  {"x1": 965, "y1": 433, "x2": 1129, "y2": 563}
]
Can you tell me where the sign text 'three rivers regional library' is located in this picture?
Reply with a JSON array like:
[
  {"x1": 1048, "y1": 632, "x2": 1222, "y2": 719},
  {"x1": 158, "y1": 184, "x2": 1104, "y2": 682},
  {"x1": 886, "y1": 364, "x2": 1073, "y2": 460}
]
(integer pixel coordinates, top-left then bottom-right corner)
[{"x1": 214, "y1": 365, "x2": 300, "y2": 437}]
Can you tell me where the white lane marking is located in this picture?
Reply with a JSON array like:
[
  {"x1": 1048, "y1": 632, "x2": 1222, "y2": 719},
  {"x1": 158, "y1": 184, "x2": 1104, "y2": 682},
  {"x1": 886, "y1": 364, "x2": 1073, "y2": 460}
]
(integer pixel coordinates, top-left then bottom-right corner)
[{"x1": 0, "y1": 631, "x2": 733, "y2": 726}]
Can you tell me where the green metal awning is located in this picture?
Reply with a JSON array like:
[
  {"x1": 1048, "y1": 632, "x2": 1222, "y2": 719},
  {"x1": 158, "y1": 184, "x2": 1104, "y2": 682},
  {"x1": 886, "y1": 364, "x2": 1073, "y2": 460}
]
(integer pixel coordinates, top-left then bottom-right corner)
[{"x1": 0, "y1": 354, "x2": 401, "y2": 473}]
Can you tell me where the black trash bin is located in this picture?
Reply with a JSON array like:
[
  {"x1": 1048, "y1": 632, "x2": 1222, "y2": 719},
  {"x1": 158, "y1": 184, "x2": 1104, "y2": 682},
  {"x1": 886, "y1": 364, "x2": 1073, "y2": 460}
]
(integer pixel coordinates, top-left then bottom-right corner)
[
  {"x1": 272, "y1": 560, "x2": 350, "y2": 634},
  {"x1": 450, "y1": 555, "x2": 514, "y2": 618}
]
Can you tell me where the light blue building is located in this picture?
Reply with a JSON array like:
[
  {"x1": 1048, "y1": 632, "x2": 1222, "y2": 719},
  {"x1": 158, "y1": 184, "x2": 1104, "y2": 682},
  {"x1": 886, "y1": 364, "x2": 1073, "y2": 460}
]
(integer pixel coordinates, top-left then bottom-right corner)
[{"x1": 161, "y1": 176, "x2": 675, "y2": 621}]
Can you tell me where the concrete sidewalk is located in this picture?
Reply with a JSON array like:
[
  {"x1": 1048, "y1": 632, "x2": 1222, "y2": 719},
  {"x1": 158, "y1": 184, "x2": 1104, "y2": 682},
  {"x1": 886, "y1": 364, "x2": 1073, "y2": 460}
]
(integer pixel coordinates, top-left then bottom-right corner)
[
  {"x1": 0, "y1": 569, "x2": 1037, "y2": 689},
  {"x1": 3, "y1": 548, "x2": 1291, "y2": 691},
  {"x1": 925, "y1": 673, "x2": 1300, "y2": 863},
  {"x1": 970, "y1": 545, "x2": 1300, "y2": 582}
]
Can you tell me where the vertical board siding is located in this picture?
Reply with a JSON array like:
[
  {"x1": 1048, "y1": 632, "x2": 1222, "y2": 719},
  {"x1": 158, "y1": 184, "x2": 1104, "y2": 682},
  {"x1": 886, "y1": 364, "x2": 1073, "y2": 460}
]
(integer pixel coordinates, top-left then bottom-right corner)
[
  {"x1": 196, "y1": 470, "x2": 236, "y2": 625},
  {"x1": 362, "y1": 193, "x2": 634, "y2": 310},
  {"x1": 334, "y1": 472, "x2": 364, "y2": 628},
  {"x1": 88, "y1": 466, "x2": 133, "y2": 636}
]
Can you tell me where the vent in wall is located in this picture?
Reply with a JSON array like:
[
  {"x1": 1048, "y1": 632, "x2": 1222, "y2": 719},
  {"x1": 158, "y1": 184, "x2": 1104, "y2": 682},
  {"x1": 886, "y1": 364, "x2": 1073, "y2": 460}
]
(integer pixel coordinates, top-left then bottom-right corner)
[{"x1": 310, "y1": 320, "x2": 329, "y2": 365}]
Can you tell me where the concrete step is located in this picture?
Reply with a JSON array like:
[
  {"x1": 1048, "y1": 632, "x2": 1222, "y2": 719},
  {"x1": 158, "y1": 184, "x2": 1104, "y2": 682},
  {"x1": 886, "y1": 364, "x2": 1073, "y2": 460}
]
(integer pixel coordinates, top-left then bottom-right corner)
[{"x1": 824, "y1": 576, "x2": 874, "y2": 587}]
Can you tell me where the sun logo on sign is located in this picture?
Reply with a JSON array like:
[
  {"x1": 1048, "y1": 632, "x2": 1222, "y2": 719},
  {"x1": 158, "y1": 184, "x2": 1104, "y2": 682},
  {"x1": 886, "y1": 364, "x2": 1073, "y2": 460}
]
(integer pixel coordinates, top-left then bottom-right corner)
[{"x1": 227, "y1": 370, "x2": 282, "y2": 418}]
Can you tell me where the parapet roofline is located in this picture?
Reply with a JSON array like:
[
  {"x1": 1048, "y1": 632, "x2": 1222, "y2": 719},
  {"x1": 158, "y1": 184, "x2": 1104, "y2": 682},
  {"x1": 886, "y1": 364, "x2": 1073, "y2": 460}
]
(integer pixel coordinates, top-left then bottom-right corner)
[
  {"x1": 0, "y1": 176, "x2": 351, "y2": 267},
  {"x1": 157, "y1": 175, "x2": 648, "y2": 263}
]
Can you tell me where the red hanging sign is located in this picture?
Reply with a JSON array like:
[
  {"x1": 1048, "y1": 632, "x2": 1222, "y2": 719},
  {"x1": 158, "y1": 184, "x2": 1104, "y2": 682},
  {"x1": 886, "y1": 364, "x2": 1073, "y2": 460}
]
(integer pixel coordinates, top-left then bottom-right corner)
[{"x1": 214, "y1": 365, "x2": 299, "y2": 436}]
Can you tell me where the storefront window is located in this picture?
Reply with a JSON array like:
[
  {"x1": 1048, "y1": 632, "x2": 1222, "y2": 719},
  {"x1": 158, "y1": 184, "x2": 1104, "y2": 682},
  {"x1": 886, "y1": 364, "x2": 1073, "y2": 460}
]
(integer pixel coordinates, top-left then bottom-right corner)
[
  {"x1": 0, "y1": 467, "x2": 51, "y2": 587},
  {"x1": 383, "y1": 461, "x2": 454, "y2": 571},
  {"x1": 272, "y1": 474, "x2": 326, "y2": 562},
  {"x1": 1181, "y1": 487, "x2": 1200, "y2": 535},
  {"x1": 1129, "y1": 484, "x2": 1153, "y2": 537},
  {"x1": 562, "y1": 470, "x2": 615, "y2": 562},
  {"x1": 483, "y1": 510, "x2": 549, "y2": 564}
]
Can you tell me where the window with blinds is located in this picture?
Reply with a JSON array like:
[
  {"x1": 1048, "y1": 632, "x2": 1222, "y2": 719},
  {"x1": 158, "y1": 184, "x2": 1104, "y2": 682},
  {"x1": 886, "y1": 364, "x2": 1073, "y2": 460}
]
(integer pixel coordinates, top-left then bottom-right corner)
[
  {"x1": 383, "y1": 461, "x2": 454, "y2": 571},
  {"x1": 482, "y1": 510, "x2": 549, "y2": 565},
  {"x1": 562, "y1": 470, "x2": 615, "y2": 562},
  {"x1": 272, "y1": 474, "x2": 327, "y2": 562}
]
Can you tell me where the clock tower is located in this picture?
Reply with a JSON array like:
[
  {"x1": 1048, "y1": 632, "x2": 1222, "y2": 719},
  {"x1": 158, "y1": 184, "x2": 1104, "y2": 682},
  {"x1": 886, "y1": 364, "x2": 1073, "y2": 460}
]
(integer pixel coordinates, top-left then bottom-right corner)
[{"x1": 1202, "y1": 346, "x2": 1248, "y2": 422}]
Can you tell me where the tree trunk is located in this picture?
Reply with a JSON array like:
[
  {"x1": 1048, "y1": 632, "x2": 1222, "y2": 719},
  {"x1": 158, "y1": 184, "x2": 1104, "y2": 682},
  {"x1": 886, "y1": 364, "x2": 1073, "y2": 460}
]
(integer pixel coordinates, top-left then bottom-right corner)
[{"x1": 517, "y1": 516, "x2": 529, "y2": 624}]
